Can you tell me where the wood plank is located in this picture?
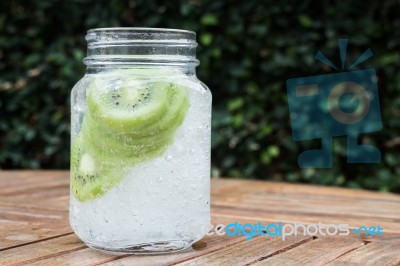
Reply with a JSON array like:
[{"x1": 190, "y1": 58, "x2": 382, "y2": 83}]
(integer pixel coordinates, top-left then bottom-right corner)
[
  {"x1": 253, "y1": 237, "x2": 364, "y2": 265},
  {"x1": 211, "y1": 178, "x2": 400, "y2": 202},
  {"x1": 27, "y1": 248, "x2": 123, "y2": 266},
  {"x1": 0, "y1": 171, "x2": 69, "y2": 211},
  {"x1": 0, "y1": 187, "x2": 70, "y2": 211},
  {"x1": 0, "y1": 221, "x2": 71, "y2": 250},
  {"x1": 326, "y1": 241, "x2": 400, "y2": 266},
  {"x1": 0, "y1": 178, "x2": 69, "y2": 196},
  {"x1": 211, "y1": 208, "x2": 400, "y2": 239},
  {"x1": 212, "y1": 194, "x2": 400, "y2": 220},
  {"x1": 0, "y1": 204, "x2": 67, "y2": 222},
  {"x1": 242, "y1": 193, "x2": 400, "y2": 214},
  {"x1": 0, "y1": 171, "x2": 69, "y2": 193},
  {"x1": 0, "y1": 176, "x2": 72, "y2": 251},
  {"x1": 0, "y1": 234, "x2": 85, "y2": 265},
  {"x1": 174, "y1": 235, "x2": 312, "y2": 266}
]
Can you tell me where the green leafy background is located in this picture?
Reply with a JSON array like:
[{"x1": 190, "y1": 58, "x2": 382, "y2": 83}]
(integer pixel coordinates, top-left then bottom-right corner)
[{"x1": 1, "y1": 1, "x2": 399, "y2": 192}]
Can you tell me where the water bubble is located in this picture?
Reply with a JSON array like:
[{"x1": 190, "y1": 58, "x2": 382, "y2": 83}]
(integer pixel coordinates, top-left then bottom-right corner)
[{"x1": 165, "y1": 155, "x2": 173, "y2": 161}]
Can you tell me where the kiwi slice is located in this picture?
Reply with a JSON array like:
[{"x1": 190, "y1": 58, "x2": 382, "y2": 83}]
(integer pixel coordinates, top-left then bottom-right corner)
[
  {"x1": 71, "y1": 74, "x2": 190, "y2": 202},
  {"x1": 82, "y1": 82, "x2": 189, "y2": 158},
  {"x1": 84, "y1": 83, "x2": 189, "y2": 138},
  {"x1": 121, "y1": 82, "x2": 190, "y2": 138},
  {"x1": 87, "y1": 79, "x2": 170, "y2": 132},
  {"x1": 81, "y1": 117, "x2": 173, "y2": 161},
  {"x1": 70, "y1": 135, "x2": 125, "y2": 202}
]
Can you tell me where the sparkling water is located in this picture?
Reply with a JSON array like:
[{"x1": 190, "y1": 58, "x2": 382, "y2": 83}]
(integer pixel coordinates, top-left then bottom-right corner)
[{"x1": 70, "y1": 74, "x2": 211, "y2": 253}]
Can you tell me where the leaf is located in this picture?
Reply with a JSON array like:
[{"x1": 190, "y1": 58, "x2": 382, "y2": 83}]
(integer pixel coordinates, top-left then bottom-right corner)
[
  {"x1": 200, "y1": 32, "x2": 213, "y2": 46},
  {"x1": 298, "y1": 14, "x2": 313, "y2": 27},
  {"x1": 228, "y1": 98, "x2": 244, "y2": 111},
  {"x1": 201, "y1": 14, "x2": 218, "y2": 26}
]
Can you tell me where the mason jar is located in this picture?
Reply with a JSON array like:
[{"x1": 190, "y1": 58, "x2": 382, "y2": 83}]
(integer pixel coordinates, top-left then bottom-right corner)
[{"x1": 69, "y1": 28, "x2": 212, "y2": 254}]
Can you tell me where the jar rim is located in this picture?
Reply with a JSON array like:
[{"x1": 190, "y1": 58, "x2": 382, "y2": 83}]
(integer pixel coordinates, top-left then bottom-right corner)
[
  {"x1": 86, "y1": 27, "x2": 197, "y2": 45},
  {"x1": 84, "y1": 27, "x2": 199, "y2": 66},
  {"x1": 87, "y1": 27, "x2": 196, "y2": 35}
]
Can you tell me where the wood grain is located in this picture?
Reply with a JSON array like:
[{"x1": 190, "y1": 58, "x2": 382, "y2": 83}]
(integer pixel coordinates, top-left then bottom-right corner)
[
  {"x1": 174, "y1": 235, "x2": 312, "y2": 266},
  {"x1": 254, "y1": 237, "x2": 365, "y2": 266},
  {"x1": 0, "y1": 221, "x2": 71, "y2": 250},
  {"x1": 0, "y1": 234, "x2": 84, "y2": 265},
  {"x1": 0, "y1": 171, "x2": 399, "y2": 265},
  {"x1": 27, "y1": 248, "x2": 122, "y2": 266},
  {"x1": 325, "y1": 241, "x2": 400, "y2": 266}
]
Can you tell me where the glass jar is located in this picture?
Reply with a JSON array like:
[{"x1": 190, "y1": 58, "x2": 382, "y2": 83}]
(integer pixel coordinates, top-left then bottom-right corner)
[{"x1": 69, "y1": 28, "x2": 212, "y2": 254}]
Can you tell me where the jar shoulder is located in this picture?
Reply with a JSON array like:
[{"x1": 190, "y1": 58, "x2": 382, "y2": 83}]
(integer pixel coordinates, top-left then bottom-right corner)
[
  {"x1": 71, "y1": 72, "x2": 211, "y2": 98},
  {"x1": 71, "y1": 74, "x2": 94, "y2": 94},
  {"x1": 190, "y1": 76, "x2": 212, "y2": 96}
]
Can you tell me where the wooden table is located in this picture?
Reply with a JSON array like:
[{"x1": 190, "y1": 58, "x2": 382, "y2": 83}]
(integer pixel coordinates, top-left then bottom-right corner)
[{"x1": 0, "y1": 171, "x2": 399, "y2": 265}]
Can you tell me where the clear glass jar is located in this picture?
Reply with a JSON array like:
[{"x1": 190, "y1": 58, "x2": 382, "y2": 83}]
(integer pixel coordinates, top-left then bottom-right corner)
[{"x1": 69, "y1": 28, "x2": 211, "y2": 254}]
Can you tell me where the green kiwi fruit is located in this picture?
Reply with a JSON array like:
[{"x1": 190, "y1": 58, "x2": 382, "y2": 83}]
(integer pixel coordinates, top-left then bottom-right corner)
[
  {"x1": 71, "y1": 71, "x2": 190, "y2": 202},
  {"x1": 70, "y1": 135, "x2": 125, "y2": 202},
  {"x1": 81, "y1": 117, "x2": 174, "y2": 161},
  {"x1": 87, "y1": 79, "x2": 170, "y2": 132},
  {"x1": 82, "y1": 82, "x2": 189, "y2": 157},
  {"x1": 83, "y1": 82, "x2": 189, "y2": 139},
  {"x1": 121, "y1": 82, "x2": 190, "y2": 138}
]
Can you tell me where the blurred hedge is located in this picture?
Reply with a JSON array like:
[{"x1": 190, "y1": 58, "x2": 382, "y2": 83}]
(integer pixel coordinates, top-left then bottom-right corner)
[{"x1": 1, "y1": 0, "x2": 399, "y2": 192}]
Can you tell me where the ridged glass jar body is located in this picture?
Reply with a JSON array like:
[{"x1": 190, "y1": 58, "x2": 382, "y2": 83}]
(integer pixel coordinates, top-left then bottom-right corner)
[{"x1": 69, "y1": 28, "x2": 211, "y2": 254}]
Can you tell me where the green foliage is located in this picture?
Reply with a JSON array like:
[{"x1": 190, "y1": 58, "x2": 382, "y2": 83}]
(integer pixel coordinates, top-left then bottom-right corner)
[{"x1": 1, "y1": 0, "x2": 399, "y2": 192}]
